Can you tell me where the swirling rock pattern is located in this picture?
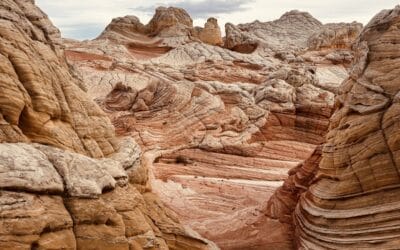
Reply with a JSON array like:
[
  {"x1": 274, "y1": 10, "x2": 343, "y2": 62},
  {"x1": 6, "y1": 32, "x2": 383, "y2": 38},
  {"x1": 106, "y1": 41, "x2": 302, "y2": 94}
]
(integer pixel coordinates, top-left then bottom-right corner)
[
  {"x1": 63, "y1": 5, "x2": 365, "y2": 248},
  {"x1": 0, "y1": 1, "x2": 217, "y2": 250},
  {"x1": 224, "y1": 10, "x2": 323, "y2": 54},
  {"x1": 294, "y1": 5, "x2": 400, "y2": 249},
  {"x1": 0, "y1": 0, "x2": 117, "y2": 158}
]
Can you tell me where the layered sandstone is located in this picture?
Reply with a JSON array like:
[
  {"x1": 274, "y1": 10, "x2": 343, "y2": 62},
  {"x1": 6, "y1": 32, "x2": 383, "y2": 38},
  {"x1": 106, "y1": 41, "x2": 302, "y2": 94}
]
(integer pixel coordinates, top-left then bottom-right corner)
[
  {"x1": 0, "y1": 0, "x2": 116, "y2": 158},
  {"x1": 98, "y1": 7, "x2": 222, "y2": 47},
  {"x1": 224, "y1": 10, "x2": 323, "y2": 54},
  {"x1": 192, "y1": 18, "x2": 223, "y2": 46},
  {"x1": 63, "y1": 5, "x2": 364, "y2": 249},
  {"x1": 0, "y1": 1, "x2": 216, "y2": 249},
  {"x1": 303, "y1": 22, "x2": 364, "y2": 66},
  {"x1": 5, "y1": 1, "x2": 395, "y2": 249},
  {"x1": 294, "y1": 5, "x2": 400, "y2": 249}
]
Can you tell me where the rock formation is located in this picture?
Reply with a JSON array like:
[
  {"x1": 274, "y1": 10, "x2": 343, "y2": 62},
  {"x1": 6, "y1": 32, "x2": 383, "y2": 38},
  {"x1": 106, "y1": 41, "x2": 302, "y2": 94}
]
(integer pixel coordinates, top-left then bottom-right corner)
[
  {"x1": 98, "y1": 7, "x2": 222, "y2": 47},
  {"x1": 192, "y1": 18, "x2": 223, "y2": 46},
  {"x1": 224, "y1": 10, "x2": 323, "y2": 54},
  {"x1": 304, "y1": 22, "x2": 363, "y2": 66},
  {"x1": 0, "y1": 1, "x2": 216, "y2": 249},
  {"x1": 3, "y1": 0, "x2": 398, "y2": 249},
  {"x1": 294, "y1": 5, "x2": 400, "y2": 249},
  {"x1": 147, "y1": 7, "x2": 193, "y2": 38},
  {"x1": 63, "y1": 4, "x2": 364, "y2": 249},
  {"x1": 0, "y1": 0, "x2": 116, "y2": 158}
]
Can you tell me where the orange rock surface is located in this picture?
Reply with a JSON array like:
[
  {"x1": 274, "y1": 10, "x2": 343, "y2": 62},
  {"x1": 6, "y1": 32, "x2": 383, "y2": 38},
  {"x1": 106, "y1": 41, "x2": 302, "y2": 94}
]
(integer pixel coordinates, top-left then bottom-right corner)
[
  {"x1": 64, "y1": 6, "x2": 364, "y2": 249},
  {"x1": 0, "y1": 1, "x2": 217, "y2": 249},
  {"x1": 3, "y1": 1, "x2": 399, "y2": 249}
]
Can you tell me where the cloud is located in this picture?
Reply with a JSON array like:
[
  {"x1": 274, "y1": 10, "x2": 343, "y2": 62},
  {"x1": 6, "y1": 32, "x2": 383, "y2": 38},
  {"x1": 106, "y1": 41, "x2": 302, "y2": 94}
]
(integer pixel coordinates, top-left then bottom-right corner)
[
  {"x1": 35, "y1": 0, "x2": 399, "y2": 40},
  {"x1": 60, "y1": 23, "x2": 105, "y2": 40},
  {"x1": 36, "y1": 0, "x2": 152, "y2": 40},
  {"x1": 133, "y1": 0, "x2": 255, "y2": 18}
]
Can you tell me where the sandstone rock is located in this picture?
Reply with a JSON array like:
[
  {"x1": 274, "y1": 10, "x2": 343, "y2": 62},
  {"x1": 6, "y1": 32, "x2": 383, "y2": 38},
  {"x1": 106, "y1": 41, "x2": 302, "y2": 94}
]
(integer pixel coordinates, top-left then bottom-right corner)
[
  {"x1": 59, "y1": 182, "x2": 217, "y2": 250},
  {"x1": 98, "y1": 6, "x2": 224, "y2": 48},
  {"x1": 224, "y1": 22, "x2": 259, "y2": 53},
  {"x1": 225, "y1": 10, "x2": 323, "y2": 54},
  {"x1": 192, "y1": 18, "x2": 223, "y2": 46},
  {"x1": 266, "y1": 146, "x2": 323, "y2": 224},
  {"x1": 302, "y1": 22, "x2": 363, "y2": 66},
  {"x1": 99, "y1": 7, "x2": 194, "y2": 42},
  {"x1": 63, "y1": 4, "x2": 366, "y2": 250},
  {"x1": 147, "y1": 7, "x2": 193, "y2": 37},
  {"x1": 0, "y1": 143, "x2": 63, "y2": 193},
  {"x1": 0, "y1": 0, "x2": 117, "y2": 158},
  {"x1": 98, "y1": 15, "x2": 146, "y2": 41},
  {"x1": 35, "y1": 144, "x2": 127, "y2": 198},
  {"x1": 109, "y1": 136, "x2": 141, "y2": 170},
  {"x1": 65, "y1": 196, "x2": 129, "y2": 249},
  {"x1": 308, "y1": 22, "x2": 363, "y2": 50},
  {"x1": 0, "y1": 191, "x2": 75, "y2": 250},
  {"x1": 0, "y1": 1, "x2": 217, "y2": 250},
  {"x1": 295, "y1": 5, "x2": 400, "y2": 249},
  {"x1": 63, "y1": 7, "x2": 354, "y2": 248}
]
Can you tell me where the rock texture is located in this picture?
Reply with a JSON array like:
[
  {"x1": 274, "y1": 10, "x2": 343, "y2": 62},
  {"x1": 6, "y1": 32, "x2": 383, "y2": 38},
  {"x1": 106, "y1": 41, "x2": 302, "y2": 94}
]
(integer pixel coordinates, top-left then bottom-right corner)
[
  {"x1": 0, "y1": 0, "x2": 117, "y2": 158},
  {"x1": 192, "y1": 18, "x2": 223, "y2": 46},
  {"x1": 224, "y1": 10, "x2": 323, "y2": 54},
  {"x1": 64, "y1": 5, "x2": 364, "y2": 249},
  {"x1": 6, "y1": 1, "x2": 398, "y2": 249},
  {"x1": 98, "y1": 7, "x2": 222, "y2": 47},
  {"x1": 294, "y1": 5, "x2": 400, "y2": 249},
  {"x1": 0, "y1": 1, "x2": 217, "y2": 250}
]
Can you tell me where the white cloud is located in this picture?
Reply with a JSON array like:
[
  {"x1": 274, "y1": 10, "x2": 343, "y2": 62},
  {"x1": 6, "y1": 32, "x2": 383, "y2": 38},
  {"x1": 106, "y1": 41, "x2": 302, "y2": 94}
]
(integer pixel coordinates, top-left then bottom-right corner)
[
  {"x1": 35, "y1": 0, "x2": 399, "y2": 40},
  {"x1": 133, "y1": 0, "x2": 255, "y2": 18}
]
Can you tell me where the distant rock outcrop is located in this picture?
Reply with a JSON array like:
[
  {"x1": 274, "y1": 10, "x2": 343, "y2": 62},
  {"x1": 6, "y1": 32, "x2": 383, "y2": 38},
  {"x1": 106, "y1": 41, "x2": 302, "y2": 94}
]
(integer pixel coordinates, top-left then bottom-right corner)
[
  {"x1": 192, "y1": 17, "x2": 223, "y2": 46},
  {"x1": 97, "y1": 15, "x2": 147, "y2": 41},
  {"x1": 224, "y1": 10, "x2": 363, "y2": 67},
  {"x1": 303, "y1": 21, "x2": 363, "y2": 65},
  {"x1": 308, "y1": 22, "x2": 363, "y2": 50},
  {"x1": 147, "y1": 6, "x2": 193, "y2": 37},
  {"x1": 225, "y1": 10, "x2": 323, "y2": 54},
  {"x1": 98, "y1": 7, "x2": 223, "y2": 47}
]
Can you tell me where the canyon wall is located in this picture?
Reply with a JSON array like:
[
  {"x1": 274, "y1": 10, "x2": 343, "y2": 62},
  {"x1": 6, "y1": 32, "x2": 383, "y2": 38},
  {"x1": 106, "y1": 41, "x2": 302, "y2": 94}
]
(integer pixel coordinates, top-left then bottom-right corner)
[
  {"x1": 3, "y1": 1, "x2": 399, "y2": 249},
  {"x1": 0, "y1": 1, "x2": 216, "y2": 249},
  {"x1": 295, "y1": 5, "x2": 400, "y2": 249}
]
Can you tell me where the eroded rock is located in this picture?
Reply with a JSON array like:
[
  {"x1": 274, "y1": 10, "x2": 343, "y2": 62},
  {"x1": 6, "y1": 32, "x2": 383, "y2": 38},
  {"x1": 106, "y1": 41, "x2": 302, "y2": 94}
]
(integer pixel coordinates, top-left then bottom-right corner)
[
  {"x1": 295, "y1": 5, "x2": 400, "y2": 249},
  {"x1": 0, "y1": 1, "x2": 217, "y2": 250}
]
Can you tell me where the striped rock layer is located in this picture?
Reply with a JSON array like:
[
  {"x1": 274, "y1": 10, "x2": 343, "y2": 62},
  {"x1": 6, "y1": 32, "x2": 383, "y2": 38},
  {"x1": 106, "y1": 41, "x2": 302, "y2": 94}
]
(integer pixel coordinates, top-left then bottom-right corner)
[{"x1": 294, "y1": 5, "x2": 400, "y2": 249}]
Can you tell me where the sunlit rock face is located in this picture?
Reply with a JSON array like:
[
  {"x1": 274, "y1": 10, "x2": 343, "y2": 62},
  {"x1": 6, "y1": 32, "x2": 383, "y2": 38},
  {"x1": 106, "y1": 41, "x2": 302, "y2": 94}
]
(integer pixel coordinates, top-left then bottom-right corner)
[
  {"x1": 295, "y1": 5, "x2": 400, "y2": 249},
  {"x1": 61, "y1": 2, "x2": 368, "y2": 248},
  {"x1": 0, "y1": 1, "x2": 217, "y2": 249},
  {"x1": 192, "y1": 18, "x2": 224, "y2": 46},
  {"x1": 0, "y1": 0, "x2": 117, "y2": 158},
  {"x1": 7, "y1": 0, "x2": 398, "y2": 249}
]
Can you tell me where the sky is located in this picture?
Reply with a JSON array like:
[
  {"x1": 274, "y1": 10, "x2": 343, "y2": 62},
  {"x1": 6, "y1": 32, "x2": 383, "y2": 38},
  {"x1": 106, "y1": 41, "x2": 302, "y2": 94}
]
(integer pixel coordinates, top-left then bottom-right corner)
[{"x1": 35, "y1": 0, "x2": 399, "y2": 40}]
